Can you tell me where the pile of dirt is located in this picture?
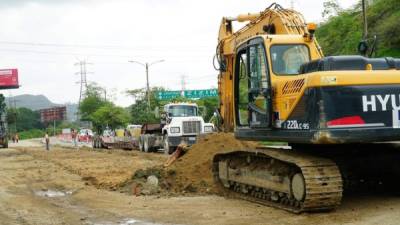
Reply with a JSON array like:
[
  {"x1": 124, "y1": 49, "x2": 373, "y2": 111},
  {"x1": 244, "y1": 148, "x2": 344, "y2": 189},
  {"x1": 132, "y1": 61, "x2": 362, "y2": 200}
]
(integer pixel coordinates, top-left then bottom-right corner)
[
  {"x1": 162, "y1": 132, "x2": 258, "y2": 194},
  {"x1": 21, "y1": 147, "x2": 166, "y2": 191}
]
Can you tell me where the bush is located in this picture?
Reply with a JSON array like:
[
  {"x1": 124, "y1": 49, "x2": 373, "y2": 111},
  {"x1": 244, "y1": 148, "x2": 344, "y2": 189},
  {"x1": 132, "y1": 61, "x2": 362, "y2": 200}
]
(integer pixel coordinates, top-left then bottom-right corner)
[{"x1": 18, "y1": 129, "x2": 46, "y2": 140}]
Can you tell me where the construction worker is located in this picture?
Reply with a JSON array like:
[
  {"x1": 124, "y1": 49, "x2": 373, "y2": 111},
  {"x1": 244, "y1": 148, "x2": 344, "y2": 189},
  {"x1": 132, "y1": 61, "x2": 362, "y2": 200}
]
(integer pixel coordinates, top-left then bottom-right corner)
[
  {"x1": 164, "y1": 140, "x2": 190, "y2": 167},
  {"x1": 71, "y1": 129, "x2": 77, "y2": 148},
  {"x1": 44, "y1": 132, "x2": 50, "y2": 151}
]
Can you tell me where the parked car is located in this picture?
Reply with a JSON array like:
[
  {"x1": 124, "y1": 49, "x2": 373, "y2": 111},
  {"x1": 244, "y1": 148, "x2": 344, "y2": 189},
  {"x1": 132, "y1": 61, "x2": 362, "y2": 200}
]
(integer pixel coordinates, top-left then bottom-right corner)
[{"x1": 78, "y1": 129, "x2": 94, "y2": 142}]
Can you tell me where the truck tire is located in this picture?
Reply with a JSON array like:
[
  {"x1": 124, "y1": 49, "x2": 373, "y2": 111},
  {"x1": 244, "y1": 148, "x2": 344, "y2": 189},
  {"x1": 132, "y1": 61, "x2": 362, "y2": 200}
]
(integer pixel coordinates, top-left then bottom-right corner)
[
  {"x1": 139, "y1": 136, "x2": 144, "y2": 152},
  {"x1": 163, "y1": 134, "x2": 174, "y2": 155},
  {"x1": 143, "y1": 135, "x2": 150, "y2": 153},
  {"x1": 92, "y1": 139, "x2": 97, "y2": 148}
]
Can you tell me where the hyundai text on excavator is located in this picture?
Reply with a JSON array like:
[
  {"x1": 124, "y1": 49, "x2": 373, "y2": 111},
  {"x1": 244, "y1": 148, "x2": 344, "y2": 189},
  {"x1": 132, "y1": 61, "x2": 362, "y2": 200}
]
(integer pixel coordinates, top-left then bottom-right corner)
[{"x1": 213, "y1": 3, "x2": 400, "y2": 213}]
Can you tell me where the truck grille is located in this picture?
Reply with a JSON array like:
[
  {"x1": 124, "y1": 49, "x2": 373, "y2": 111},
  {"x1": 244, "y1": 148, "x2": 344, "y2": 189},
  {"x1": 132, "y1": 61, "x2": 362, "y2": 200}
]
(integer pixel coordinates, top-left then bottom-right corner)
[{"x1": 183, "y1": 121, "x2": 201, "y2": 134}]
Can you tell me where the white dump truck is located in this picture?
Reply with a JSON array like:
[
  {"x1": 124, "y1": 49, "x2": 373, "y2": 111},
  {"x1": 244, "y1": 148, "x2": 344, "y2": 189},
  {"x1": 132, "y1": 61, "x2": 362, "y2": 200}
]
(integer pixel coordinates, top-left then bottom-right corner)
[{"x1": 139, "y1": 102, "x2": 214, "y2": 154}]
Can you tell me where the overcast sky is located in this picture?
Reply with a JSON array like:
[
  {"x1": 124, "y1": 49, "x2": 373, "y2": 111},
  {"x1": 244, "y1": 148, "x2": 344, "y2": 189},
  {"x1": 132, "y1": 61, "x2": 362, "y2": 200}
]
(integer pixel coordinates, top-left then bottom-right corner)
[{"x1": 0, "y1": 0, "x2": 359, "y2": 106}]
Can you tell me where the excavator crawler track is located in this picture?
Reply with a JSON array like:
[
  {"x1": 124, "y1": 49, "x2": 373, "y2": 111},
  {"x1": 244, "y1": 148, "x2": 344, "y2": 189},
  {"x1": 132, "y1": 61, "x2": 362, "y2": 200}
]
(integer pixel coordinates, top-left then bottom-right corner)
[{"x1": 212, "y1": 147, "x2": 343, "y2": 213}]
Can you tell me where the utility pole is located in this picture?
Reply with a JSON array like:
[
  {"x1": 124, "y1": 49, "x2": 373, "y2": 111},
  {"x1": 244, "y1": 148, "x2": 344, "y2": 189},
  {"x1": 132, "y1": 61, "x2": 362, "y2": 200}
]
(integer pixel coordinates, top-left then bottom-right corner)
[
  {"x1": 180, "y1": 74, "x2": 187, "y2": 97},
  {"x1": 74, "y1": 60, "x2": 93, "y2": 120},
  {"x1": 145, "y1": 63, "x2": 150, "y2": 108},
  {"x1": 362, "y1": 0, "x2": 368, "y2": 41},
  {"x1": 358, "y1": 0, "x2": 369, "y2": 56},
  {"x1": 128, "y1": 60, "x2": 165, "y2": 110},
  {"x1": 290, "y1": 0, "x2": 294, "y2": 9}
]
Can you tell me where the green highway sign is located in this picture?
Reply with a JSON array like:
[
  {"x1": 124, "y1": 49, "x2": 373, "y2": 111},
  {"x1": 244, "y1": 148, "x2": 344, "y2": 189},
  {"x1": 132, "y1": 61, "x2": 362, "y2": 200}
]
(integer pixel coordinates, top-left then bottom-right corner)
[
  {"x1": 184, "y1": 89, "x2": 218, "y2": 99},
  {"x1": 156, "y1": 89, "x2": 218, "y2": 100},
  {"x1": 157, "y1": 91, "x2": 181, "y2": 100}
]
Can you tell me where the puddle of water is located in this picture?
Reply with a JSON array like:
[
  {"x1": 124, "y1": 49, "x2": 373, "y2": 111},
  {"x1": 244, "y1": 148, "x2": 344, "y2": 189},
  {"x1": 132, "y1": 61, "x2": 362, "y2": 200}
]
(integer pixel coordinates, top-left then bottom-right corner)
[
  {"x1": 35, "y1": 189, "x2": 73, "y2": 198},
  {"x1": 90, "y1": 218, "x2": 163, "y2": 225}
]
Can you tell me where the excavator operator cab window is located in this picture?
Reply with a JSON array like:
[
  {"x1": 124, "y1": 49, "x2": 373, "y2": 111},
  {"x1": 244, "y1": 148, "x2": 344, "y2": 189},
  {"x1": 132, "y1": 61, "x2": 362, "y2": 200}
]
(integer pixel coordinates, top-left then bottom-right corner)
[
  {"x1": 237, "y1": 49, "x2": 249, "y2": 126},
  {"x1": 270, "y1": 45, "x2": 310, "y2": 75},
  {"x1": 248, "y1": 44, "x2": 270, "y2": 128},
  {"x1": 235, "y1": 40, "x2": 271, "y2": 128}
]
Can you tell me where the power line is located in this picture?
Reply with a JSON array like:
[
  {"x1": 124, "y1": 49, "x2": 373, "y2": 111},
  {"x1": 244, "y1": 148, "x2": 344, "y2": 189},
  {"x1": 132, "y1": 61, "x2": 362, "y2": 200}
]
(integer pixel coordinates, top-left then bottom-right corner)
[
  {"x1": 0, "y1": 41, "x2": 210, "y2": 51},
  {"x1": 0, "y1": 48, "x2": 145, "y2": 58},
  {"x1": 0, "y1": 48, "x2": 212, "y2": 59}
]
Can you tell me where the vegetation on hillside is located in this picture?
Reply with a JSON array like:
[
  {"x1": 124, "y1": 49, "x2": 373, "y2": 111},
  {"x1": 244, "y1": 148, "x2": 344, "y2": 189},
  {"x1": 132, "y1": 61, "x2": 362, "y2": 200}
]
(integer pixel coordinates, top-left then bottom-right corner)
[
  {"x1": 316, "y1": 0, "x2": 400, "y2": 57},
  {"x1": 7, "y1": 107, "x2": 44, "y2": 132}
]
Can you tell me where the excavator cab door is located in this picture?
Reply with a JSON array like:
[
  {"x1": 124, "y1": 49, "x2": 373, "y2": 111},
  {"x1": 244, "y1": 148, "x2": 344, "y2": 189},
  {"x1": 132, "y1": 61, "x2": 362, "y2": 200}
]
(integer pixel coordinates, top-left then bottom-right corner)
[{"x1": 235, "y1": 38, "x2": 272, "y2": 129}]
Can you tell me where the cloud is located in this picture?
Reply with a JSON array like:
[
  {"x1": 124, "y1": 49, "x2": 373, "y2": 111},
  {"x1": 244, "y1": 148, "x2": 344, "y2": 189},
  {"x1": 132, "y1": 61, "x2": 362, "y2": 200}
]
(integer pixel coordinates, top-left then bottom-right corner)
[
  {"x1": 0, "y1": 0, "x2": 360, "y2": 106},
  {"x1": 0, "y1": 0, "x2": 82, "y2": 7}
]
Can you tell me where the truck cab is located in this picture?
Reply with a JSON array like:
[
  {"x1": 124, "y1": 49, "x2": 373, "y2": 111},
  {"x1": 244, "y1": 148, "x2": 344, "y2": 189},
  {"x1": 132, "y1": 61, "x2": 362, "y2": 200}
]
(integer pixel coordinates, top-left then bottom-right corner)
[{"x1": 162, "y1": 102, "x2": 214, "y2": 153}]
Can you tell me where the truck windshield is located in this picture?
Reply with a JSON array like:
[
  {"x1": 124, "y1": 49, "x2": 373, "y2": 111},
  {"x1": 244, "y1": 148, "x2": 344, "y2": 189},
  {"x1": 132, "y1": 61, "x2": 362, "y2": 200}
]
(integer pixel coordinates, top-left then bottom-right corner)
[
  {"x1": 270, "y1": 44, "x2": 310, "y2": 75},
  {"x1": 168, "y1": 105, "x2": 198, "y2": 117}
]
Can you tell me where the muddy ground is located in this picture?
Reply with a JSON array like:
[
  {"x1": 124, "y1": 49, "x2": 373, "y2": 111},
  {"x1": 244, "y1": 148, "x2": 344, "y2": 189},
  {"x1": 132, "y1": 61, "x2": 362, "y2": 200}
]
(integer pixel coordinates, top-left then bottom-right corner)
[{"x1": 0, "y1": 140, "x2": 400, "y2": 225}]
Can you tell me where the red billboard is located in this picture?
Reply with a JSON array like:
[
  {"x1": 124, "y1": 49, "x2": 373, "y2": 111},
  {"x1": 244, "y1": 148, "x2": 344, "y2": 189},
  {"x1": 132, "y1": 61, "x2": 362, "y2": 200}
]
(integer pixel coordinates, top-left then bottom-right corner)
[
  {"x1": 0, "y1": 69, "x2": 19, "y2": 89},
  {"x1": 39, "y1": 106, "x2": 67, "y2": 123}
]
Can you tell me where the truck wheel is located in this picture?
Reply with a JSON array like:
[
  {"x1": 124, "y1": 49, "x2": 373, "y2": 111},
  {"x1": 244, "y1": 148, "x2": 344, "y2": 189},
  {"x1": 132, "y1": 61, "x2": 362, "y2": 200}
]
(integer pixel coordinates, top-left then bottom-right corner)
[
  {"x1": 139, "y1": 136, "x2": 144, "y2": 152},
  {"x1": 143, "y1": 135, "x2": 150, "y2": 153},
  {"x1": 163, "y1": 135, "x2": 174, "y2": 155}
]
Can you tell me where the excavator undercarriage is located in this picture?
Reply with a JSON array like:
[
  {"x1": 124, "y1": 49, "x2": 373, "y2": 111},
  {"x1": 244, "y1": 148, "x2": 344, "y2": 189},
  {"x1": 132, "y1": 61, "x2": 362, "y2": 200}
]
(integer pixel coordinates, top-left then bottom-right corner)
[
  {"x1": 213, "y1": 148, "x2": 343, "y2": 213},
  {"x1": 213, "y1": 144, "x2": 400, "y2": 213}
]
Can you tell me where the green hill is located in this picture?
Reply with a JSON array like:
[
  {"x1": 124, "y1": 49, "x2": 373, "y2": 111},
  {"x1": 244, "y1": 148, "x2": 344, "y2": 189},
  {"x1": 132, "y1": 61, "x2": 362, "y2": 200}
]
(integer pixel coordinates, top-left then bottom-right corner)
[{"x1": 316, "y1": 0, "x2": 400, "y2": 57}]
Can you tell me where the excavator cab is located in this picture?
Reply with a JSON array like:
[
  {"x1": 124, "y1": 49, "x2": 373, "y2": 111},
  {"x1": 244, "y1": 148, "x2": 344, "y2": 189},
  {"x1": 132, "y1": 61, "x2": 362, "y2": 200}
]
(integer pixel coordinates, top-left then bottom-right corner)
[{"x1": 233, "y1": 35, "x2": 321, "y2": 138}]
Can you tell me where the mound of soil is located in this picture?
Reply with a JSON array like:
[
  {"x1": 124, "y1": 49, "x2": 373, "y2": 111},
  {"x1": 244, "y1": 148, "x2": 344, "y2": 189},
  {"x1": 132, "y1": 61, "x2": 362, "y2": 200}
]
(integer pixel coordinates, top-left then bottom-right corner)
[
  {"x1": 163, "y1": 132, "x2": 258, "y2": 194},
  {"x1": 22, "y1": 147, "x2": 165, "y2": 191}
]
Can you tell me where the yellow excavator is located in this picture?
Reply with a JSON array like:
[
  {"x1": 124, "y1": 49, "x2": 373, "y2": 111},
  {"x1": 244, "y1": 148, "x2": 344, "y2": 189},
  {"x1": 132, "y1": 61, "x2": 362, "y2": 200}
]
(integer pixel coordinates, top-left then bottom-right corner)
[{"x1": 213, "y1": 3, "x2": 400, "y2": 213}]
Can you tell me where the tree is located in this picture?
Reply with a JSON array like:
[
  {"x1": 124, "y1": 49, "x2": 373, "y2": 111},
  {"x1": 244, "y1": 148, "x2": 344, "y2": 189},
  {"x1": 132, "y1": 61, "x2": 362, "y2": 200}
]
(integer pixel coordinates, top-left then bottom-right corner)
[
  {"x1": 79, "y1": 82, "x2": 108, "y2": 121},
  {"x1": 0, "y1": 94, "x2": 6, "y2": 116},
  {"x1": 127, "y1": 87, "x2": 166, "y2": 124},
  {"x1": 322, "y1": 0, "x2": 343, "y2": 19},
  {"x1": 129, "y1": 98, "x2": 159, "y2": 124},
  {"x1": 196, "y1": 97, "x2": 219, "y2": 122},
  {"x1": 91, "y1": 103, "x2": 131, "y2": 130},
  {"x1": 7, "y1": 107, "x2": 44, "y2": 132},
  {"x1": 317, "y1": 0, "x2": 400, "y2": 57}
]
